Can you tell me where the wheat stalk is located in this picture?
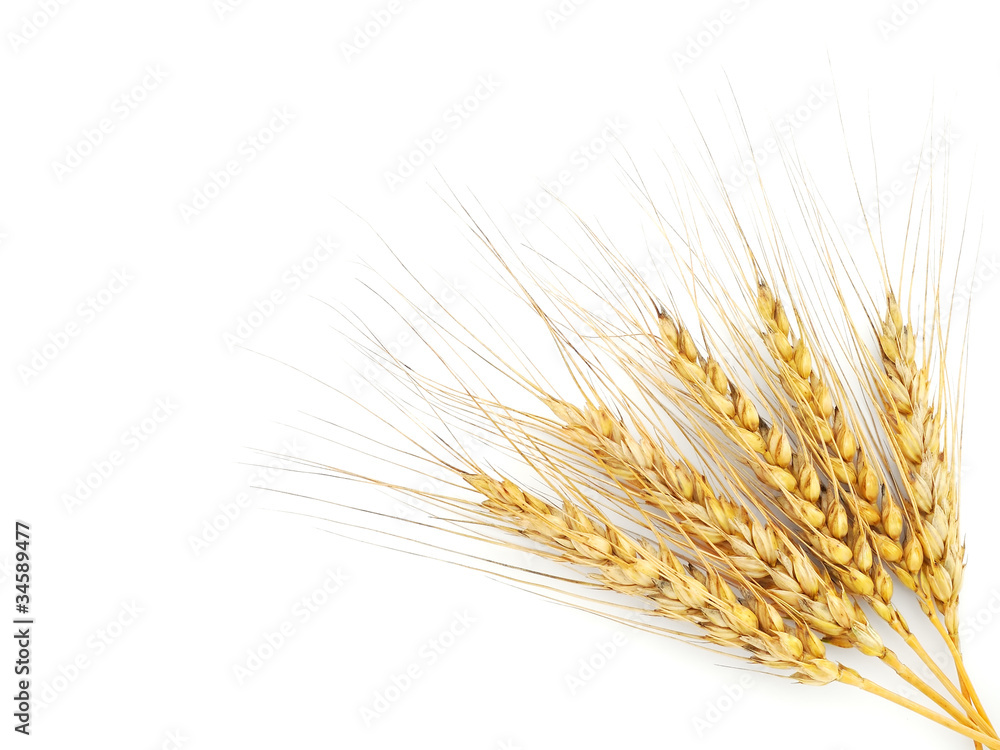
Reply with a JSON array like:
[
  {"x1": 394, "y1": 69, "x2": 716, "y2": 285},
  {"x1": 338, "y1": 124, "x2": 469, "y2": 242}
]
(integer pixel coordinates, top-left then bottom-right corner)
[
  {"x1": 285, "y1": 116, "x2": 995, "y2": 747},
  {"x1": 538, "y1": 295, "x2": 989, "y2": 732}
]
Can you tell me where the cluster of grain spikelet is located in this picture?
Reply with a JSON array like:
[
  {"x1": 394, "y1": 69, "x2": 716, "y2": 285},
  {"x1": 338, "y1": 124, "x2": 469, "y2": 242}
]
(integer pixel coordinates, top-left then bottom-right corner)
[{"x1": 299, "y1": 145, "x2": 993, "y2": 746}]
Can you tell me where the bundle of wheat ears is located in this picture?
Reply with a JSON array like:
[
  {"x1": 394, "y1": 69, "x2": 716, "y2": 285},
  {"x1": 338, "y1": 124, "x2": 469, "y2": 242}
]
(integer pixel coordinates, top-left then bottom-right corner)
[{"x1": 279, "y1": 121, "x2": 995, "y2": 746}]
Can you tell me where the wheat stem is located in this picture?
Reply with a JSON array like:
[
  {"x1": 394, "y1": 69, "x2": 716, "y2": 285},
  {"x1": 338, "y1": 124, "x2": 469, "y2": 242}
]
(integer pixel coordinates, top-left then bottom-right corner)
[
  {"x1": 926, "y1": 611, "x2": 997, "y2": 733},
  {"x1": 839, "y1": 669, "x2": 1000, "y2": 750}
]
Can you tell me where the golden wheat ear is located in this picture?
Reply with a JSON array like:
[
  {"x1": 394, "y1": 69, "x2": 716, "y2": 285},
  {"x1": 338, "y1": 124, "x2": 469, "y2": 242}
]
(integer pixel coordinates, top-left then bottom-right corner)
[{"x1": 284, "y1": 114, "x2": 994, "y2": 747}]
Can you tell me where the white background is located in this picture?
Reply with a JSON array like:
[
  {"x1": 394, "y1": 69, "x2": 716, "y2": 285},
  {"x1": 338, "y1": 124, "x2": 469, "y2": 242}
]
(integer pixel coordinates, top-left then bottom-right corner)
[{"x1": 3, "y1": 1, "x2": 1000, "y2": 748}]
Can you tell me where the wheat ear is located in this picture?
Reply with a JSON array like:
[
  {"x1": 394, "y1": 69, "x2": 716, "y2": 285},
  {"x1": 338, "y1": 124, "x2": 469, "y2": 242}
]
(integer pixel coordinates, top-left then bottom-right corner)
[
  {"x1": 538, "y1": 387, "x2": 989, "y2": 731},
  {"x1": 456, "y1": 470, "x2": 998, "y2": 747}
]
